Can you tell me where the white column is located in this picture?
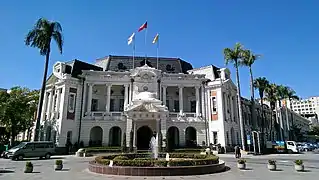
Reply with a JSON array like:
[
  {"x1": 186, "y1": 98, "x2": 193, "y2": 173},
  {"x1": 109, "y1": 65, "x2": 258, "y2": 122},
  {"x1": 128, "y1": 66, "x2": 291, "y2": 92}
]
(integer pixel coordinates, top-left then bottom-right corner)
[
  {"x1": 195, "y1": 86, "x2": 200, "y2": 117},
  {"x1": 106, "y1": 84, "x2": 112, "y2": 112},
  {"x1": 179, "y1": 85, "x2": 183, "y2": 114},
  {"x1": 201, "y1": 84, "x2": 206, "y2": 118},
  {"x1": 86, "y1": 83, "x2": 93, "y2": 115},
  {"x1": 41, "y1": 92, "x2": 48, "y2": 122},
  {"x1": 162, "y1": 86, "x2": 167, "y2": 105},
  {"x1": 133, "y1": 120, "x2": 137, "y2": 148},
  {"x1": 124, "y1": 84, "x2": 129, "y2": 109},
  {"x1": 51, "y1": 90, "x2": 57, "y2": 119},
  {"x1": 56, "y1": 88, "x2": 61, "y2": 119},
  {"x1": 82, "y1": 82, "x2": 87, "y2": 117},
  {"x1": 47, "y1": 90, "x2": 53, "y2": 120}
]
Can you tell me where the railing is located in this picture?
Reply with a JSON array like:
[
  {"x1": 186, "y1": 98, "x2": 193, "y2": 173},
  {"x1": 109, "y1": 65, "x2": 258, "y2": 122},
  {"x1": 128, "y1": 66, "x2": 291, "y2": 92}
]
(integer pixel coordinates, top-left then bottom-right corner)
[
  {"x1": 92, "y1": 111, "x2": 104, "y2": 117},
  {"x1": 89, "y1": 111, "x2": 124, "y2": 121},
  {"x1": 169, "y1": 112, "x2": 202, "y2": 122}
]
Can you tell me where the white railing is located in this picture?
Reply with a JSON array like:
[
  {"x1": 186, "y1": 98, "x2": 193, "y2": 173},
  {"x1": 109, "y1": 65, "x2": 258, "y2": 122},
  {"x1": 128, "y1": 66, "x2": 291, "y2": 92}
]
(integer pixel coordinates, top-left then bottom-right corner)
[{"x1": 92, "y1": 111, "x2": 104, "y2": 117}]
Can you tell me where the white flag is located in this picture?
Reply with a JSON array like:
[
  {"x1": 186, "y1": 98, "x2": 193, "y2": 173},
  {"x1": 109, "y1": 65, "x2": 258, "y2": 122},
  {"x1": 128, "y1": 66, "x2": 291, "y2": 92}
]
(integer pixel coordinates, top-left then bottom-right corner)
[{"x1": 128, "y1": 33, "x2": 135, "y2": 45}]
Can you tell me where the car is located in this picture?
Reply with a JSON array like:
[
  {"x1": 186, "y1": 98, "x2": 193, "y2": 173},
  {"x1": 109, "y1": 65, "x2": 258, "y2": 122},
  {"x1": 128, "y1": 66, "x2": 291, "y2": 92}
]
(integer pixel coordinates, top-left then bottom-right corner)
[
  {"x1": 301, "y1": 143, "x2": 314, "y2": 152},
  {"x1": 6, "y1": 141, "x2": 55, "y2": 160}
]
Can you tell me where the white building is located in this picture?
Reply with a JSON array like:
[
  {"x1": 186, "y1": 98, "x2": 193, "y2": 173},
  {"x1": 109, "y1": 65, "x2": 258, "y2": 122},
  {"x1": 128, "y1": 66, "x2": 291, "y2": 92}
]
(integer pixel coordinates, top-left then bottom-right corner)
[
  {"x1": 286, "y1": 97, "x2": 319, "y2": 125},
  {"x1": 33, "y1": 55, "x2": 310, "y2": 151}
]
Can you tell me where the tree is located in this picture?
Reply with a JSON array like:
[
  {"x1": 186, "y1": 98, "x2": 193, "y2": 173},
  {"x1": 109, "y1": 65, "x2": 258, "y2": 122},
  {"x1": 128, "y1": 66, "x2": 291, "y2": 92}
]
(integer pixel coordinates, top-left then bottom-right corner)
[
  {"x1": 223, "y1": 43, "x2": 246, "y2": 150},
  {"x1": 285, "y1": 87, "x2": 299, "y2": 140},
  {"x1": 253, "y1": 77, "x2": 269, "y2": 149},
  {"x1": 0, "y1": 87, "x2": 39, "y2": 145},
  {"x1": 265, "y1": 83, "x2": 279, "y2": 140},
  {"x1": 240, "y1": 49, "x2": 261, "y2": 129},
  {"x1": 25, "y1": 18, "x2": 63, "y2": 141},
  {"x1": 308, "y1": 125, "x2": 319, "y2": 136}
]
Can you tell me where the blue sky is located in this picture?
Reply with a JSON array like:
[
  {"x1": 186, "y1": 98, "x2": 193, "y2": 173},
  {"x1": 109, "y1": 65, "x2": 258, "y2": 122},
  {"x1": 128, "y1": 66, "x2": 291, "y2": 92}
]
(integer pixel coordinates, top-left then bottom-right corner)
[{"x1": 0, "y1": 0, "x2": 318, "y2": 98}]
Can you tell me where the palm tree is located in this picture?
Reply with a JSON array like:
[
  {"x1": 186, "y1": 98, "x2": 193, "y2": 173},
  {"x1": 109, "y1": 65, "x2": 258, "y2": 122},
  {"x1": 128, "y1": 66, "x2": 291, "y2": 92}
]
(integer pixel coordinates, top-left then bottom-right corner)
[
  {"x1": 240, "y1": 49, "x2": 261, "y2": 129},
  {"x1": 265, "y1": 83, "x2": 279, "y2": 141},
  {"x1": 25, "y1": 18, "x2": 63, "y2": 141},
  {"x1": 223, "y1": 43, "x2": 246, "y2": 150},
  {"x1": 276, "y1": 85, "x2": 290, "y2": 140},
  {"x1": 285, "y1": 87, "x2": 299, "y2": 140},
  {"x1": 253, "y1": 77, "x2": 269, "y2": 148}
]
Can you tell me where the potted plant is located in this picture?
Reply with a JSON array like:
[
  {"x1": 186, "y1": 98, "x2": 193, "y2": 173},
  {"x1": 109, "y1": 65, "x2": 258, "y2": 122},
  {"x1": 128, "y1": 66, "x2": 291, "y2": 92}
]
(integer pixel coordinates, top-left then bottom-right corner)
[
  {"x1": 24, "y1": 161, "x2": 33, "y2": 173},
  {"x1": 294, "y1": 160, "x2": 304, "y2": 172},
  {"x1": 267, "y1": 160, "x2": 276, "y2": 171},
  {"x1": 55, "y1": 160, "x2": 63, "y2": 171},
  {"x1": 237, "y1": 159, "x2": 246, "y2": 169}
]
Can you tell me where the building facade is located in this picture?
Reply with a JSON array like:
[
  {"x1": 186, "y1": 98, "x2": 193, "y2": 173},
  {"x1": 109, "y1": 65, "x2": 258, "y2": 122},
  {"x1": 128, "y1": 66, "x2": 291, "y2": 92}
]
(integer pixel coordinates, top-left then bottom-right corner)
[
  {"x1": 286, "y1": 97, "x2": 319, "y2": 125},
  {"x1": 34, "y1": 55, "x2": 311, "y2": 150}
]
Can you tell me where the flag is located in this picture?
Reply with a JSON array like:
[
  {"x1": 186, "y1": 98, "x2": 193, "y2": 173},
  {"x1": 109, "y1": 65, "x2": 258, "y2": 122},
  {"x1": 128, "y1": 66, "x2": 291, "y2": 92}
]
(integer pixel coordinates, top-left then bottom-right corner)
[
  {"x1": 152, "y1": 33, "x2": 159, "y2": 44},
  {"x1": 128, "y1": 33, "x2": 135, "y2": 45},
  {"x1": 138, "y1": 21, "x2": 148, "y2": 32}
]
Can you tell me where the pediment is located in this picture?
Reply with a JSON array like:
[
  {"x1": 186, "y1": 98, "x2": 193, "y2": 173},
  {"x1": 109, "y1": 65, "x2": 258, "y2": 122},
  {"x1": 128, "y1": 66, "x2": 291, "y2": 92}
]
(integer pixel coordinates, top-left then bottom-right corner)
[{"x1": 130, "y1": 103, "x2": 160, "y2": 112}]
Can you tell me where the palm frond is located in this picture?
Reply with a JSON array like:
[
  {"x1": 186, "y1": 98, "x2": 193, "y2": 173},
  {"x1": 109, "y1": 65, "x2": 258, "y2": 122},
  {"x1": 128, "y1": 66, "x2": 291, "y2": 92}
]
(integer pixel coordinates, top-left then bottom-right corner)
[{"x1": 52, "y1": 32, "x2": 63, "y2": 54}]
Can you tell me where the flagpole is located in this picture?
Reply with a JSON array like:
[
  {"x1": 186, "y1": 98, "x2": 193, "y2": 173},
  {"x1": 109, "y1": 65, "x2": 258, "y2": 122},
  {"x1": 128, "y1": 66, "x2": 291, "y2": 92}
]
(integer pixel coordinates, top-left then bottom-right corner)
[
  {"x1": 133, "y1": 36, "x2": 135, "y2": 69},
  {"x1": 144, "y1": 25, "x2": 147, "y2": 64},
  {"x1": 156, "y1": 37, "x2": 159, "y2": 69}
]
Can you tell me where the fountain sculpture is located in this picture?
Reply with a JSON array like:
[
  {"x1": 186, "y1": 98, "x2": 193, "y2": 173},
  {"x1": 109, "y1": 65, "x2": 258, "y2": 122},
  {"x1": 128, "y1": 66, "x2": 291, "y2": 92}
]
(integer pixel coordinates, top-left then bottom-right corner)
[{"x1": 149, "y1": 133, "x2": 158, "y2": 159}]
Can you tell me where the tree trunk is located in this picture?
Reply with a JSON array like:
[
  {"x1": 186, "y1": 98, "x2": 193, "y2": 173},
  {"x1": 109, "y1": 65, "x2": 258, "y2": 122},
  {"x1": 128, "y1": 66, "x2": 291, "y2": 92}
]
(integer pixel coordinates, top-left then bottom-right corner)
[
  {"x1": 249, "y1": 67, "x2": 256, "y2": 129},
  {"x1": 260, "y1": 96, "x2": 265, "y2": 152},
  {"x1": 34, "y1": 50, "x2": 50, "y2": 141},
  {"x1": 235, "y1": 61, "x2": 246, "y2": 151}
]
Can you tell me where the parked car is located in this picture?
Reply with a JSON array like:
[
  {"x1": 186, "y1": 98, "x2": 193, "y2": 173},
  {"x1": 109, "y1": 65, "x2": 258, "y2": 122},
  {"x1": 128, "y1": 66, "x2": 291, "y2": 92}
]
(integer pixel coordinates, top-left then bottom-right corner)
[
  {"x1": 4, "y1": 141, "x2": 55, "y2": 160},
  {"x1": 301, "y1": 143, "x2": 315, "y2": 152}
]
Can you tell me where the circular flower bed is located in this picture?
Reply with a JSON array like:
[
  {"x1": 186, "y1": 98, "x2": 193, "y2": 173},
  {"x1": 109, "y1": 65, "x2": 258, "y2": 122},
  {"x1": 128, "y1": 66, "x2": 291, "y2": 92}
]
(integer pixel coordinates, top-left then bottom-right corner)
[{"x1": 95, "y1": 153, "x2": 219, "y2": 167}]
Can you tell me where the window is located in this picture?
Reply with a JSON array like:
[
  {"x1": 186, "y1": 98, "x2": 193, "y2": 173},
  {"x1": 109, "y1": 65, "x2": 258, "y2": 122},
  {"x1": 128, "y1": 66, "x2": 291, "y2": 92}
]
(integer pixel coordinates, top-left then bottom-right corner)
[
  {"x1": 110, "y1": 99, "x2": 115, "y2": 111},
  {"x1": 68, "y1": 93, "x2": 76, "y2": 112},
  {"x1": 166, "y1": 100, "x2": 170, "y2": 110},
  {"x1": 91, "y1": 99, "x2": 98, "y2": 111},
  {"x1": 190, "y1": 101, "x2": 196, "y2": 112},
  {"x1": 211, "y1": 96, "x2": 217, "y2": 113},
  {"x1": 174, "y1": 100, "x2": 179, "y2": 112},
  {"x1": 66, "y1": 131, "x2": 72, "y2": 143},
  {"x1": 119, "y1": 99, "x2": 124, "y2": 111},
  {"x1": 213, "y1": 132, "x2": 218, "y2": 144}
]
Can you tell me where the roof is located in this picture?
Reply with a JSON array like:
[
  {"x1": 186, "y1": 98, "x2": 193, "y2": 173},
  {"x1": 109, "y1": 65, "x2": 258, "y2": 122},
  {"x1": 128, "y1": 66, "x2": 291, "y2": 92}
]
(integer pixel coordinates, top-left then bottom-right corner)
[
  {"x1": 95, "y1": 55, "x2": 193, "y2": 74},
  {"x1": 66, "y1": 59, "x2": 103, "y2": 78}
]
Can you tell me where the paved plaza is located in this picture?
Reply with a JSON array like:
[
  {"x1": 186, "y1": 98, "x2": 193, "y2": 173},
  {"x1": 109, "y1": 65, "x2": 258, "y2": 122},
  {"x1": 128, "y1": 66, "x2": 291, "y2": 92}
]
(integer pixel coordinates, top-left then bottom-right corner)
[{"x1": 1, "y1": 153, "x2": 319, "y2": 180}]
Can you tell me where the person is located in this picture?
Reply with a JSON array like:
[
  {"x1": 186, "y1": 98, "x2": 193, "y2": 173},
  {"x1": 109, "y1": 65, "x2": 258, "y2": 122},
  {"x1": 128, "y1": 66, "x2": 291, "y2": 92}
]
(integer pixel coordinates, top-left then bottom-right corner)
[
  {"x1": 237, "y1": 145, "x2": 241, "y2": 158},
  {"x1": 234, "y1": 145, "x2": 239, "y2": 158}
]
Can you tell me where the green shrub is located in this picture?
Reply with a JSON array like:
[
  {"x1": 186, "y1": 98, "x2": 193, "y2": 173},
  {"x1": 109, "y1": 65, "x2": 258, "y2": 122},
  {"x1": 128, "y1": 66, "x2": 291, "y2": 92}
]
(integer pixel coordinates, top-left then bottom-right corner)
[
  {"x1": 268, "y1": 160, "x2": 276, "y2": 165},
  {"x1": 294, "y1": 160, "x2": 303, "y2": 165},
  {"x1": 113, "y1": 156, "x2": 129, "y2": 160},
  {"x1": 94, "y1": 153, "x2": 219, "y2": 167},
  {"x1": 237, "y1": 159, "x2": 246, "y2": 164},
  {"x1": 25, "y1": 161, "x2": 33, "y2": 167},
  {"x1": 55, "y1": 160, "x2": 63, "y2": 165}
]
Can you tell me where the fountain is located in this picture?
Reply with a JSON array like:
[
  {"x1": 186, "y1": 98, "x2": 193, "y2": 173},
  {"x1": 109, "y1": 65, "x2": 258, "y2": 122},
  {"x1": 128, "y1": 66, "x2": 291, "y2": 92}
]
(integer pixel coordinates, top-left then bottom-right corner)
[
  {"x1": 89, "y1": 132, "x2": 225, "y2": 176},
  {"x1": 149, "y1": 132, "x2": 158, "y2": 159}
]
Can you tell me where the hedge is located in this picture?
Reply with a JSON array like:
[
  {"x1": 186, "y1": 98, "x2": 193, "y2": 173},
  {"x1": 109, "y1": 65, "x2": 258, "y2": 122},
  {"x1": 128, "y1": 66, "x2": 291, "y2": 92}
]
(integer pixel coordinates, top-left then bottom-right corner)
[
  {"x1": 84, "y1": 147, "x2": 121, "y2": 153},
  {"x1": 94, "y1": 153, "x2": 219, "y2": 167}
]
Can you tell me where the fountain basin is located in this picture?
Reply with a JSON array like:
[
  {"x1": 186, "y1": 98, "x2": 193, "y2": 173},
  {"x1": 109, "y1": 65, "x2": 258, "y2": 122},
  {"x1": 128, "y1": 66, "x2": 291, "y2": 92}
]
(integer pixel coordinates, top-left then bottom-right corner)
[{"x1": 89, "y1": 153, "x2": 225, "y2": 176}]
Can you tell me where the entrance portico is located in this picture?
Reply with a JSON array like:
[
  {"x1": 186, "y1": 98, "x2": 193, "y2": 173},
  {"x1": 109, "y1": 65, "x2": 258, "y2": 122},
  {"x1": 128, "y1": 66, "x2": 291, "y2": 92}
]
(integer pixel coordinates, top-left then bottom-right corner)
[{"x1": 125, "y1": 91, "x2": 168, "y2": 150}]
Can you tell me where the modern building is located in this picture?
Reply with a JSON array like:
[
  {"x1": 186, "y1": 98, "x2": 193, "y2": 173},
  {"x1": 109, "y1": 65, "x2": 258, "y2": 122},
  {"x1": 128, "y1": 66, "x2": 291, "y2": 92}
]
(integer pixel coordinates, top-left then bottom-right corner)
[
  {"x1": 33, "y1": 55, "x2": 311, "y2": 151},
  {"x1": 286, "y1": 97, "x2": 319, "y2": 125}
]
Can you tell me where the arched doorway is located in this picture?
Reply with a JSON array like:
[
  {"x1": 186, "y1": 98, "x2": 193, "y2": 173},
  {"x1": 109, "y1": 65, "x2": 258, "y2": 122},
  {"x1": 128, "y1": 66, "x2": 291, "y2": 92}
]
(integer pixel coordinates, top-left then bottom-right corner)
[
  {"x1": 185, "y1": 127, "x2": 197, "y2": 148},
  {"x1": 167, "y1": 126, "x2": 179, "y2": 149},
  {"x1": 137, "y1": 126, "x2": 153, "y2": 150},
  {"x1": 46, "y1": 126, "x2": 52, "y2": 141},
  {"x1": 109, "y1": 126, "x2": 122, "y2": 146},
  {"x1": 90, "y1": 126, "x2": 103, "y2": 146}
]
